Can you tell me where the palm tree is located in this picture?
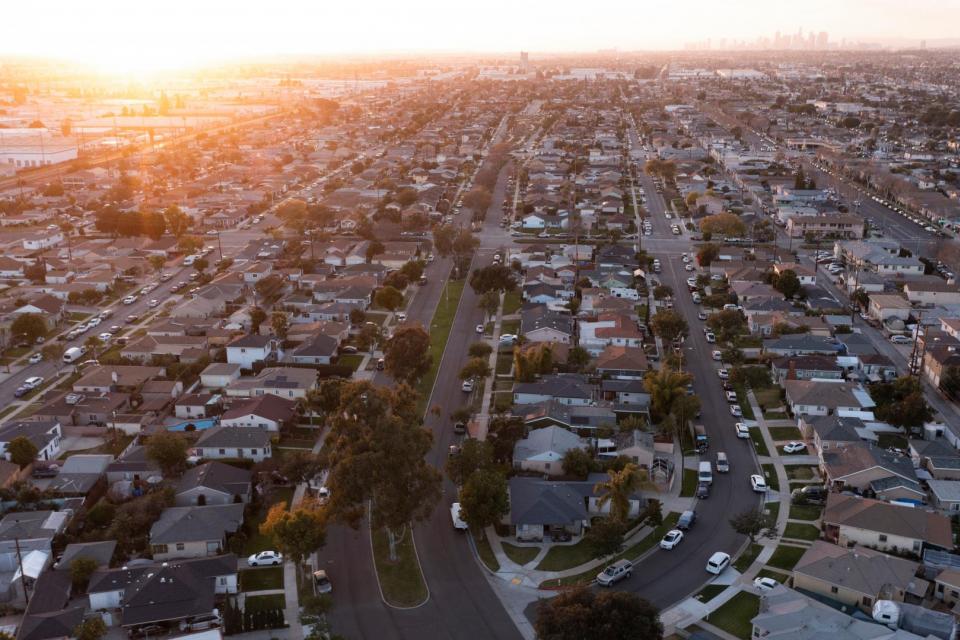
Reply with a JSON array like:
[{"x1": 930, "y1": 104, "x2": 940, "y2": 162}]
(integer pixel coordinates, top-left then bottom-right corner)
[
  {"x1": 643, "y1": 368, "x2": 692, "y2": 421},
  {"x1": 593, "y1": 464, "x2": 655, "y2": 522}
]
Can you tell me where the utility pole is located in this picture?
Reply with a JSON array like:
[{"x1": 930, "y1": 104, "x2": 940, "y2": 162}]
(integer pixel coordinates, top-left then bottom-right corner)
[
  {"x1": 909, "y1": 310, "x2": 924, "y2": 378},
  {"x1": 15, "y1": 537, "x2": 30, "y2": 607}
]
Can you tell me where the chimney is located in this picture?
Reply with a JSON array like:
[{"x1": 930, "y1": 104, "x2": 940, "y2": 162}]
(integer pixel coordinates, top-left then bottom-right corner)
[{"x1": 787, "y1": 360, "x2": 798, "y2": 381}]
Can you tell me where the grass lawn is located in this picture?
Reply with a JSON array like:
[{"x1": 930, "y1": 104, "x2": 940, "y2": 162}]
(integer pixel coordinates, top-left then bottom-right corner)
[
  {"x1": 785, "y1": 465, "x2": 818, "y2": 481},
  {"x1": 754, "y1": 388, "x2": 782, "y2": 409},
  {"x1": 707, "y1": 591, "x2": 759, "y2": 639},
  {"x1": 500, "y1": 319, "x2": 520, "y2": 336},
  {"x1": 415, "y1": 278, "x2": 466, "y2": 412},
  {"x1": 768, "y1": 426, "x2": 801, "y2": 441},
  {"x1": 239, "y1": 567, "x2": 284, "y2": 592},
  {"x1": 244, "y1": 593, "x2": 285, "y2": 612},
  {"x1": 734, "y1": 385, "x2": 755, "y2": 420},
  {"x1": 755, "y1": 567, "x2": 791, "y2": 584},
  {"x1": 337, "y1": 353, "x2": 365, "y2": 371},
  {"x1": 789, "y1": 504, "x2": 823, "y2": 521},
  {"x1": 492, "y1": 392, "x2": 513, "y2": 413},
  {"x1": 733, "y1": 543, "x2": 763, "y2": 572},
  {"x1": 502, "y1": 543, "x2": 539, "y2": 567},
  {"x1": 695, "y1": 584, "x2": 727, "y2": 603},
  {"x1": 365, "y1": 311, "x2": 390, "y2": 326},
  {"x1": 536, "y1": 537, "x2": 596, "y2": 572},
  {"x1": 764, "y1": 411, "x2": 789, "y2": 420},
  {"x1": 474, "y1": 533, "x2": 500, "y2": 572},
  {"x1": 750, "y1": 428, "x2": 769, "y2": 457},
  {"x1": 680, "y1": 468, "x2": 699, "y2": 497},
  {"x1": 768, "y1": 545, "x2": 807, "y2": 571},
  {"x1": 783, "y1": 523, "x2": 821, "y2": 541},
  {"x1": 495, "y1": 353, "x2": 513, "y2": 375},
  {"x1": 371, "y1": 526, "x2": 429, "y2": 608},
  {"x1": 502, "y1": 290, "x2": 522, "y2": 316},
  {"x1": 764, "y1": 501, "x2": 780, "y2": 523},
  {"x1": 243, "y1": 487, "x2": 295, "y2": 556},
  {"x1": 761, "y1": 464, "x2": 780, "y2": 491},
  {"x1": 278, "y1": 427, "x2": 317, "y2": 449}
]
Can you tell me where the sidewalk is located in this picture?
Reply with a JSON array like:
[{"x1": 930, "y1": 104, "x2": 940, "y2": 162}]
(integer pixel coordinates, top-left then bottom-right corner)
[{"x1": 474, "y1": 291, "x2": 506, "y2": 441}]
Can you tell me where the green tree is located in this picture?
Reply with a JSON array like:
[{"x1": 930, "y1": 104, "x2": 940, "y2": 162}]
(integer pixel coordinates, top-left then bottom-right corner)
[
  {"x1": 469, "y1": 265, "x2": 516, "y2": 294},
  {"x1": 729, "y1": 508, "x2": 778, "y2": 544},
  {"x1": 73, "y1": 618, "x2": 107, "y2": 640},
  {"x1": 271, "y1": 311, "x2": 289, "y2": 340},
  {"x1": 593, "y1": 463, "x2": 647, "y2": 523},
  {"x1": 585, "y1": 518, "x2": 626, "y2": 559},
  {"x1": 478, "y1": 290, "x2": 500, "y2": 319},
  {"x1": 145, "y1": 431, "x2": 188, "y2": 476},
  {"x1": 399, "y1": 259, "x2": 425, "y2": 282},
  {"x1": 250, "y1": 306, "x2": 267, "y2": 333},
  {"x1": 643, "y1": 367, "x2": 693, "y2": 421},
  {"x1": 10, "y1": 313, "x2": 46, "y2": 344},
  {"x1": 567, "y1": 346, "x2": 591, "y2": 371},
  {"x1": 561, "y1": 447, "x2": 593, "y2": 478},
  {"x1": 773, "y1": 269, "x2": 802, "y2": 299},
  {"x1": 148, "y1": 254, "x2": 167, "y2": 275},
  {"x1": 653, "y1": 284, "x2": 673, "y2": 301},
  {"x1": 193, "y1": 257, "x2": 209, "y2": 273},
  {"x1": 459, "y1": 468, "x2": 509, "y2": 537},
  {"x1": 459, "y1": 357, "x2": 491, "y2": 381},
  {"x1": 374, "y1": 285, "x2": 404, "y2": 311},
  {"x1": 535, "y1": 587, "x2": 663, "y2": 640},
  {"x1": 462, "y1": 185, "x2": 493, "y2": 213},
  {"x1": 260, "y1": 500, "x2": 328, "y2": 574},
  {"x1": 468, "y1": 342, "x2": 493, "y2": 359},
  {"x1": 700, "y1": 213, "x2": 746, "y2": 237},
  {"x1": 706, "y1": 309, "x2": 747, "y2": 343},
  {"x1": 41, "y1": 343, "x2": 66, "y2": 371},
  {"x1": 384, "y1": 325, "x2": 432, "y2": 384},
  {"x1": 164, "y1": 205, "x2": 191, "y2": 238},
  {"x1": 696, "y1": 243, "x2": 721, "y2": 267},
  {"x1": 69, "y1": 556, "x2": 99, "y2": 593},
  {"x1": 432, "y1": 224, "x2": 456, "y2": 257},
  {"x1": 177, "y1": 234, "x2": 203, "y2": 255},
  {"x1": 941, "y1": 365, "x2": 960, "y2": 399},
  {"x1": 869, "y1": 376, "x2": 933, "y2": 431},
  {"x1": 445, "y1": 439, "x2": 495, "y2": 486},
  {"x1": 650, "y1": 309, "x2": 689, "y2": 344},
  {"x1": 7, "y1": 436, "x2": 38, "y2": 468}
]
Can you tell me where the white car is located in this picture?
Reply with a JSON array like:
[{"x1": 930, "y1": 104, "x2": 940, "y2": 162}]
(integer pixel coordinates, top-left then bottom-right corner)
[
  {"x1": 88, "y1": 317, "x2": 101, "y2": 327},
  {"x1": 499, "y1": 333, "x2": 518, "y2": 344},
  {"x1": 705, "y1": 332, "x2": 716, "y2": 343},
  {"x1": 98, "y1": 332, "x2": 112, "y2": 342},
  {"x1": 750, "y1": 474, "x2": 768, "y2": 493},
  {"x1": 475, "y1": 324, "x2": 484, "y2": 334},
  {"x1": 659, "y1": 529, "x2": 684, "y2": 550},
  {"x1": 730, "y1": 405, "x2": 742, "y2": 417},
  {"x1": 783, "y1": 442, "x2": 807, "y2": 454},
  {"x1": 461, "y1": 379, "x2": 475, "y2": 393},
  {"x1": 28, "y1": 353, "x2": 43, "y2": 364},
  {"x1": 712, "y1": 350, "x2": 722, "y2": 361},
  {"x1": 147, "y1": 299, "x2": 160, "y2": 308},
  {"x1": 247, "y1": 551, "x2": 283, "y2": 566},
  {"x1": 754, "y1": 576, "x2": 779, "y2": 591},
  {"x1": 122, "y1": 295, "x2": 137, "y2": 305},
  {"x1": 717, "y1": 368, "x2": 729, "y2": 379},
  {"x1": 735, "y1": 423, "x2": 750, "y2": 439},
  {"x1": 890, "y1": 335, "x2": 912, "y2": 344},
  {"x1": 396, "y1": 312, "x2": 407, "y2": 322},
  {"x1": 682, "y1": 255, "x2": 692, "y2": 263},
  {"x1": 684, "y1": 264, "x2": 695, "y2": 272},
  {"x1": 22, "y1": 376, "x2": 44, "y2": 389}
]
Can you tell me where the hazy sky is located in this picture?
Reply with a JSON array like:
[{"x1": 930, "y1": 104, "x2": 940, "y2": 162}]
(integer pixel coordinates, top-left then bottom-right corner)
[{"x1": 5, "y1": 0, "x2": 960, "y2": 72}]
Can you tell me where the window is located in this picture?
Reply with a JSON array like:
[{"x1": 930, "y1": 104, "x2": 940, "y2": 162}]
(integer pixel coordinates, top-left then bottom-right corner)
[
  {"x1": 830, "y1": 586, "x2": 838, "y2": 594},
  {"x1": 878, "y1": 534, "x2": 887, "y2": 542},
  {"x1": 251, "y1": 449, "x2": 258, "y2": 455},
  {"x1": 152, "y1": 544, "x2": 169, "y2": 554},
  {"x1": 219, "y1": 449, "x2": 226, "y2": 455},
  {"x1": 862, "y1": 596, "x2": 872, "y2": 606},
  {"x1": 176, "y1": 543, "x2": 185, "y2": 551}
]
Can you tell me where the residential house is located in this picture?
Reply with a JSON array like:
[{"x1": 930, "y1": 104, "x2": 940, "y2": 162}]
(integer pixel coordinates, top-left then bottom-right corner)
[
  {"x1": 823, "y1": 493, "x2": 953, "y2": 554},
  {"x1": 594, "y1": 346, "x2": 648, "y2": 379},
  {"x1": 513, "y1": 374, "x2": 594, "y2": 406},
  {"x1": 174, "y1": 394, "x2": 222, "y2": 420},
  {"x1": 199, "y1": 363, "x2": 242, "y2": 389},
  {"x1": 149, "y1": 504, "x2": 244, "y2": 561},
  {"x1": 174, "y1": 461, "x2": 252, "y2": 506},
  {"x1": 934, "y1": 569, "x2": 960, "y2": 607},
  {"x1": 783, "y1": 380, "x2": 876, "y2": 418},
  {"x1": 288, "y1": 333, "x2": 339, "y2": 365},
  {"x1": 220, "y1": 394, "x2": 299, "y2": 432},
  {"x1": 927, "y1": 480, "x2": 960, "y2": 513},
  {"x1": 508, "y1": 476, "x2": 588, "y2": 542},
  {"x1": 0, "y1": 420, "x2": 62, "y2": 462},
  {"x1": 904, "y1": 281, "x2": 960, "y2": 306},
  {"x1": 520, "y1": 307, "x2": 574, "y2": 344},
  {"x1": 764, "y1": 334, "x2": 841, "y2": 357},
  {"x1": 225, "y1": 367, "x2": 317, "y2": 399},
  {"x1": 771, "y1": 356, "x2": 844, "y2": 384},
  {"x1": 512, "y1": 426, "x2": 589, "y2": 476},
  {"x1": 226, "y1": 335, "x2": 283, "y2": 370},
  {"x1": 517, "y1": 400, "x2": 618, "y2": 435},
  {"x1": 868, "y1": 294, "x2": 912, "y2": 322},
  {"x1": 192, "y1": 426, "x2": 273, "y2": 462},
  {"x1": 820, "y1": 442, "x2": 923, "y2": 502},
  {"x1": 73, "y1": 366, "x2": 166, "y2": 394}
]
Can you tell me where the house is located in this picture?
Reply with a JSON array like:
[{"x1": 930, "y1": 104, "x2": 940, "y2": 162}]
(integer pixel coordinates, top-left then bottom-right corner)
[
  {"x1": 513, "y1": 374, "x2": 594, "y2": 406},
  {"x1": 15, "y1": 570, "x2": 85, "y2": 640},
  {"x1": 220, "y1": 394, "x2": 298, "y2": 432},
  {"x1": 174, "y1": 393, "x2": 222, "y2": 420},
  {"x1": 802, "y1": 415, "x2": 874, "y2": 450},
  {"x1": 793, "y1": 541, "x2": 923, "y2": 613},
  {"x1": 73, "y1": 365, "x2": 167, "y2": 394},
  {"x1": 517, "y1": 400, "x2": 618, "y2": 434},
  {"x1": 0, "y1": 420, "x2": 62, "y2": 462},
  {"x1": 783, "y1": 380, "x2": 876, "y2": 417},
  {"x1": 508, "y1": 476, "x2": 588, "y2": 542},
  {"x1": 512, "y1": 426, "x2": 589, "y2": 476},
  {"x1": 192, "y1": 426, "x2": 273, "y2": 462},
  {"x1": 174, "y1": 461, "x2": 252, "y2": 506},
  {"x1": 823, "y1": 493, "x2": 953, "y2": 554},
  {"x1": 0, "y1": 510, "x2": 69, "y2": 555},
  {"x1": 764, "y1": 334, "x2": 840, "y2": 357},
  {"x1": 594, "y1": 346, "x2": 648, "y2": 379},
  {"x1": 288, "y1": 333, "x2": 339, "y2": 365},
  {"x1": 226, "y1": 335, "x2": 283, "y2": 370},
  {"x1": 903, "y1": 281, "x2": 960, "y2": 306},
  {"x1": 88, "y1": 555, "x2": 238, "y2": 630},
  {"x1": 121, "y1": 335, "x2": 209, "y2": 362},
  {"x1": 199, "y1": 363, "x2": 242, "y2": 389},
  {"x1": 868, "y1": 294, "x2": 912, "y2": 322},
  {"x1": 934, "y1": 568, "x2": 960, "y2": 606},
  {"x1": 820, "y1": 442, "x2": 922, "y2": 501},
  {"x1": 225, "y1": 367, "x2": 317, "y2": 399},
  {"x1": 604, "y1": 429, "x2": 655, "y2": 468},
  {"x1": 520, "y1": 306, "x2": 574, "y2": 344},
  {"x1": 771, "y1": 355, "x2": 844, "y2": 384},
  {"x1": 927, "y1": 480, "x2": 960, "y2": 513},
  {"x1": 149, "y1": 504, "x2": 244, "y2": 561},
  {"x1": 786, "y1": 214, "x2": 864, "y2": 239}
]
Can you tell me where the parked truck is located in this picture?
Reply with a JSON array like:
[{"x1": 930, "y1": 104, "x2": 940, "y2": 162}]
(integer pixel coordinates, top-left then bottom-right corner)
[
  {"x1": 873, "y1": 601, "x2": 956, "y2": 640},
  {"x1": 694, "y1": 424, "x2": 708, "y2": 452}
]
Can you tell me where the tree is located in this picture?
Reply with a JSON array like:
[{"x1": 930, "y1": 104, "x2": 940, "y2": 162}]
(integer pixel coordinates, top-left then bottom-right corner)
[
  {"x1": 148, "y1": 254, "x2": 167, "y2": 275},
  {"x1": 700, "y1": 213, "x2": 746, "y2": 238},
  {"x1": 193, "y1": 257, "x2": 209, "y2": 274},
  {"x1": 73, "y1": 618, "x2": 107, "y2": 640},
  {"x1": 459, "y1": 357, "x2": 491, "y2": 381},
  {"x1": 260, "y1": 500, "x2": 328, "y2": 572},
  {"x1": 585, "y1": 517, "x2": 626, "y2": 558},
  {"x1": 468, "y1": 342, "x2": 493, "y2": 359},
  {"x1": 729, "y1": 508, "x2": 778, "y2": 544},
  {"x1": 650, "y1": 309, "x2": 689, "y2": 345},
  {"x1": 562, "y1": 447, "x2": 593, "y2": 478},
  {"x1": 941, "y1": 365, "x2": 960, "y2": 399},
  {"x1": 177, "y1": 234, "x2": 203, "y2": 255},
  {"x1": 445, "y1": 439, "x2": 495, "y2": 486},
  {"x1": 696, "y1": 242, "x2": 721, "y2": 266},
  {"x1": 142, "y1": 211, "x2": 166, "y2": 240},
  {"x1": 321, "y1": 381, "x2": 442, "y2": 561},
  {"x1": 24, "y1": 260, "x2": 46, "y2": 283},
  {"x1": 706, "y1": 309, "x2": 747, "y2": 343},
  {"x1": 7, "y1": 436, "x2": 37, "y2": 468},
  {"x1": 271, "y1": 311, "x2": 289, "y2": 340},
  {"x1": 470, "y1": 264, "x2": 516, "y2": 294},
  {"x1": 278, "y1": 451, "x2": 324, "y2": 484},
  {"x1": 164, "y1": 205, "x2": 191, "y2": 238},
  {"x1": 384, "y1": 325, "x2": 432, "y2": 384},
  {"x1": 773, "y1": 269, "x2": 802, "y2": 299},
  {"x1": 567, "y1": 346, "x2": 591, "y2": 372},
  {"x1": 374, "y1": 285, "x2": 404, "y2": 311},
  {"x1": 41, "y1": 343, "x2": 66, "y2": 371},
  {"x1": 462, "y1": 186, "x2": 492, "y2": 213},
  {"x1": 365, "y1": 240, "x2": 385, "y2": 263},
  {"x1": 84, "y1": 335, "x2": 102, "y2": 358},
  {"x1": 459, "y1": 468, "x2": 509, "y2": 536},
  {"x1": 535, "y1": 587, "x2": 663, "y2": 640},
  {"x1": 432, "y1": 224, "x2": 456, "y2": 257},
  {"x1": 250, "y1": 306, "x2": 267, "y2": 333},
  {"x1": 478, "y1": 290, "x2": 500, "y2": 319},
  {"x1": 593, "y1": 463, "x2": 645, "y2": 523},
  {"x1": 399, "y1": 260, "x2": 425, "y2": 282},
  {"x1": 644, "y1": 367, "x2": 693, "y2": 421},
  {"x1": 10, "y1": 313, "x2": 46, "y2": 344},
  {"x1": 145, "y1": 431, "x2": 188, "y2": 476},
  {"x1": 652, "y1": 285, "x2": 673, "y2": 301},
  {"x1": 70, "y1": 556, "x2": 98, "y2": 592},
  {"x1": 869, "y1": 376, "x2": 933, "y2": 431},
  {"x1": 348, "y1": 308, "x2": 366, "y2": 326}
]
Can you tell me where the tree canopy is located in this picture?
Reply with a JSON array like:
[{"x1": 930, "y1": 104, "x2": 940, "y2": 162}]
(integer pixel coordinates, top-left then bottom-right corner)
[
  {"x1": 384, "y1": 325, "x2": 432, "y2": 384},
  {"x1": 699, "y1": 213, "x2": 746, "y2": 238},
  {"x1": 535, "y1": 587, "x2": 663, "y2": 640}
]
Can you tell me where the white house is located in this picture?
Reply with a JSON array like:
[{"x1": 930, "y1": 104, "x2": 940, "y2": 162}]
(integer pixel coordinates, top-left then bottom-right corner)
[
  {"x1": 22, "y1": 231, "x2": 64, "y2": 251},
  {"x1": 0, "y1": 420, "x2": 62, "y2": 462},
  {"x1": 192, "y1": 426, "x2": 272, "y2": 462},
  {"x1": 225, "y1": 335, "x2": 283, "y2": 370}
]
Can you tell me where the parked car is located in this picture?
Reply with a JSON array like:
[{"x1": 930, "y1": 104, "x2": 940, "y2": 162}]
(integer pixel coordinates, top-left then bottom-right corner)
[
  {"x1": 475, "y1": 324, "x2": 484, "y2": 334},
  {"x1": 313, "y1": 570, "x2": 333, "y2": 594},
  {"x1": 735, "y1": 423, "x2": 750, "y2": 439},
  {"x1": 28, "y1": 353, "x2": 42, "y2": 364},
  {"x1": 695, "y1": 482, "x2": 710, "y2": 499},
  {"x1": 706, "y1": 551, "x2": 731, "y2": 575},
  {"x1": 783, "y1": 442, "x2": 807, "y2": 454},
  {"x1": 677, "y1": 510, "x2": 696, "y2": 530},
  {"x1": 596, "y1": 559, "x2": 633, "y2": 586},
  {"x1": 22, "y1": 376, "x2": 44, "y2": 390},
  {"x1": 730, "y1": 405, "x2": 742, "y2": 417},
  {"x1": 247, "y1": 551, "x2": 283, "y2": 566},
  {"x1": 659, "y1": 529, "x2": 684, "y2": 550},
  {"x1": 792, "y1": 485, "x2": 827, "y2": 505},
  {"x1": 461, "y1": 379, "x2": 474, "y2": 393},
  {"x1": 750, "y1": 474, "x2": 768, "y2": 493},
  {"x1": 754, "y1": 576, "x2": 779, "y2": 592},
  {"x1": 122, "y1": 295, "x2": 137, "y2": 305}
]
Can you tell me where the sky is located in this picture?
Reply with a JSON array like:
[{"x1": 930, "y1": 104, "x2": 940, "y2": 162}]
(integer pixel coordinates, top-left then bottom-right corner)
[{"x1": 4, "y1": 0, "x2": 960, "y2": 73}]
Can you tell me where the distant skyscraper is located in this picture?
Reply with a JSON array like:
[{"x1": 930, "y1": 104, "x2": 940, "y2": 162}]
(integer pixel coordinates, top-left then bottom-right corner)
[
  {"x1": 520, "y1": 51, "x2": 529, "y2": 71},
  {"x1": 817, "y1": 31, "x2": 828, "y2": 49}
]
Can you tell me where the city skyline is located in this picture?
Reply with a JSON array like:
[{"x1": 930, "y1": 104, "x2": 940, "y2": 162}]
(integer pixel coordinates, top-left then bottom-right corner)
[{"x1": 3, "y1": 0, "x2": 960, "y2": 73}]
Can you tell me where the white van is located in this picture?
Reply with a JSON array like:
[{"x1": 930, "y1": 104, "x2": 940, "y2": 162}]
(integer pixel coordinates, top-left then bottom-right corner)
[
  {"x1": 63, "y1": 346, "x2": 86, "y2": 363},
  {"x1": 450, "y1": 502, "x2": 468, "y2": 530},
  {"x1": 706, "y1": 551, "x2": 731, "y2": 574},
  {"x1": 183, "y1": 254, "x2": 197, "y2": 266},
  {"x1": 716, "y1": 452, "x2": 729, "y2": 473},
  {"x1": 698, "y1": 461, "x2": 713, "y2": 485}
]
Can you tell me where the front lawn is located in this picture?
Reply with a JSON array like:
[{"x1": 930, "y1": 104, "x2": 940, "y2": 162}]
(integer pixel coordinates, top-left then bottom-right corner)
[
  {"x1": 733, "y1": 543, "x2": 763, "y2": 572},
  {"x1": 502, "y1": 543, "x2": 539, "y2": 567},
  {"x1": 785, "y1": 465, "x2": 818, "y2": 481},
  {"x1": 502, "y1": 290, "x2": 522, "y2": 316},
  {"x1": 734, "y1": 385, "x2": 755, "y2": 420},
  {"x1": 695, "y1": 584, "x2": 727, "y2": 603},
  {"x1": 783, "y1": 523, "x2": 820, "y2": 541},
  {"x1": 536, "y1": 537, "x2": 596, "y2": 572},
  {"x1": 371, "y1": 526, "x2": 429, "y2": 608},
  {"x1": 761, "y1": 464, "x2": 780, "y2": 491},
  {"x1": 474, "y1": 533, "x2": 500, "y2": 572},
  {"x1": 337, "y1": 353, "x2": 365, "y2": 371},
  {"x1": 680, "y1": 468, "x2": 699, "y2": 497},
  {"x1": 788, "y1": 504, "x2": 823, "y2": 521},
  {"x1": 240, "y1": 567, "x2": 284, "y2": 592},
  {"x1": 244, "y1": 593, "x2": 285, "y2": 613},
  {"x1": 754, "y1": 388, "x2": 782, "y2": 410},
  {"x1": 767, "y1": 545, "x2": 807, "y2": 571},
  {"x1": 750, "y1": 428, "x2": 769, "y2": 457},
  {"x1": 707, "y1": 591, "x2": 759, "y2": 639},
  {"x1": 768, "y1": 426, "x2": 801, "y2": 441},
  {"x1": 278, "y1": 427, "x2": 317, "y2": 450}
]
